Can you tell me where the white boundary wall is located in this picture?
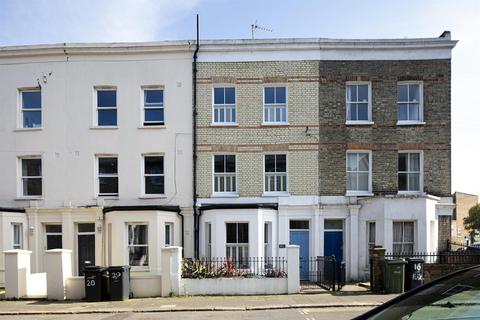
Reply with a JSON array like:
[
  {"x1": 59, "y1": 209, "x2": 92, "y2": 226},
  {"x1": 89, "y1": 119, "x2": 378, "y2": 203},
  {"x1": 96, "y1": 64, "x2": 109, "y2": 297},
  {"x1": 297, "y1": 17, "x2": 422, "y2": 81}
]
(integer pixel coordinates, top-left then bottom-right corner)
[{"x1": 180, "y1": 278, "x2": 287, "y2": 295}]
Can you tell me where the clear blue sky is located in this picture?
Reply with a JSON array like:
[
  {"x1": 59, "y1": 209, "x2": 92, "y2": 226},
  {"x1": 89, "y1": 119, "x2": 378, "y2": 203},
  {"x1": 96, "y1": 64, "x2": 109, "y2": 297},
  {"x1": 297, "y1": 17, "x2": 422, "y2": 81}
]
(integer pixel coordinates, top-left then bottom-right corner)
[{"x1": 1, "y1": 0, "x2": 479, "y2": 196}]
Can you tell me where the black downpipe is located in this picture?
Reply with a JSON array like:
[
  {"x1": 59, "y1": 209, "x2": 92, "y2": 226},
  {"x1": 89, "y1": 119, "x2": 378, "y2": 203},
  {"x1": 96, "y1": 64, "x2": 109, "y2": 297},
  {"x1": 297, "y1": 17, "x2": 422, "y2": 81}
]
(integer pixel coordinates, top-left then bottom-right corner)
[{"x1": 193, "y1": 14, "x2": 200, "y2": 258}]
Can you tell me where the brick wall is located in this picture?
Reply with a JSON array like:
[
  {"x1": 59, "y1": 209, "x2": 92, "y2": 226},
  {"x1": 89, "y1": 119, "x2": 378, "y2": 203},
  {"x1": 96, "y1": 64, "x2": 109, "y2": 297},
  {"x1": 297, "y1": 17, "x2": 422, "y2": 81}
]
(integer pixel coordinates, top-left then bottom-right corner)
[
  {"x1": 196, "y1": 61, "x2": 319, "y2": 198},
  {"x1": 452, "y1": 192, "x2": 479, "y2": 243},
  {"x1": 196, "y1": 59, "x2": 452, "y2": 198},
  {"x1": 318, "y1": 60, "x2": 451, "y2": 196},
  {"x1": 438, "y1": 215, "x2": 452, "y2": 251}
]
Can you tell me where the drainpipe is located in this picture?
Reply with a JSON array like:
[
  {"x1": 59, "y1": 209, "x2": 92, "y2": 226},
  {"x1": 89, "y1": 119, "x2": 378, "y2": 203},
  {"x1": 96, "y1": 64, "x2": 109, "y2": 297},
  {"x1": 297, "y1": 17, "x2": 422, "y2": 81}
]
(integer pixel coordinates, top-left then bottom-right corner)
[{"x1": 192, "y1": 14, "x2": 200, "y2": 258}]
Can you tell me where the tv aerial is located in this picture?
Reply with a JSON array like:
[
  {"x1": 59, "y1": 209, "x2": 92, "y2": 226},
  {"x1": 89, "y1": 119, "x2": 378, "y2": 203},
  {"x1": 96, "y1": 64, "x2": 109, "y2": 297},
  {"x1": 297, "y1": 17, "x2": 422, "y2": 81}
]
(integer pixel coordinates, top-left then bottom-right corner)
[{"x1": 251, "y1": 20, "x2": 272, "y2": 39}]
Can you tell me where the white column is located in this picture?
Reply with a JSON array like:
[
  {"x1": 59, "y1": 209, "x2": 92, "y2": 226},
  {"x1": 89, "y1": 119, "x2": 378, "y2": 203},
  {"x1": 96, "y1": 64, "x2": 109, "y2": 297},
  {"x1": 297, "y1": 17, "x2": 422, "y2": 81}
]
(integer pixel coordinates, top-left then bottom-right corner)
[
  {"x1": 4, "y1": 250, "x2": 31, "y2": 299},
  {"x1": 161, "y1": 246, "x2": 182, "y2": 297},
  {"x1": 313, "y1": 207, "x2": 320, "y2": 256},
  {"x1": 62, "y1": 211, "x2": 75, "y2": 274},
  {"x1": 45, "y1": 249, "x2": 72, "y2": 300},
  {"x1": 348, "y1": 205, "x2": 360, "y2": 281},
  {"x1": 286, "y1": 245, "x2": 300, "y2": 294},
  {"x1": 278, "y1": 211, "x2": 288, "y2": 258}
]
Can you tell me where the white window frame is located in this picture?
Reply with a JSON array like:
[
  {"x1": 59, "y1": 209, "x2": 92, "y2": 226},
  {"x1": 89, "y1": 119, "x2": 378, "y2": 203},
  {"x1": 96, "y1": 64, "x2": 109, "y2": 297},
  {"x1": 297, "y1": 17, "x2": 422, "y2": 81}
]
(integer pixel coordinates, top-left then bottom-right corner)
[
  {"x1": 398, "y1": 151, "x2": 424, "y2": 194},
  {"x1": 212, "y1": 86, "x2": 237, "y2": 125},
  {"x1": 392, "y1": 221, "x2": 415, "y2": 253},
  {"x1": 212, "y1": 154, "x2": 237, "y2": 196},
  {"x1": 18, "y1": 88, "x2": 42, "y2": 129},
  {"x1": 18, "y1": 156, "x2": 43, "y2": 198},
  {"x1": 12, "y1": 223, "x2": 23, "y2": 250},
  {"x1": 367, "y1": 221, "x2": 376, "y2": 265},
  {"x1": 345, "y1": 81, "x2": 373, "y2": 125},
  {"x1": 346, "y1": 150, "x2": 372, "y2": 196},
  {"x1": 205, "y1": 222, "x2": 212, "y2": 260},
  {"x1": 165, "y1": 222, "x2": 173, "y2": 246},
  {"x1": 141, "y1": 86, "x2": 165, "y2": 127},
  {"x1": 264, "y1": 222, "x2": 272, "y2": 258},
  {"x1": 45, "y1": 224, "x2": 63, "y2": 250},
  {"x1": 94, "y1": 87, "x2": 117, "y2": 128},
  {"x1": 263, "y1": 153, "x2": 288, "y2": 195},
  {"x1": 96, "y1": 155, "x2": 119, "y2": 197},
  {"x1": 226, "y1": 222, "x2": 249, "y2": 262},
  {"x1": 127, "y1": 223, "x2": 149, "y2": 268},
  {"x1": 263, "y1": 85, "x2": 288, "y2": 124},
  {"x1": 141, "y1": 154, "x2": 165, "y2": 197},
  {"x1": 397, "y1": 81, "x2": 424, "y2": 125}
]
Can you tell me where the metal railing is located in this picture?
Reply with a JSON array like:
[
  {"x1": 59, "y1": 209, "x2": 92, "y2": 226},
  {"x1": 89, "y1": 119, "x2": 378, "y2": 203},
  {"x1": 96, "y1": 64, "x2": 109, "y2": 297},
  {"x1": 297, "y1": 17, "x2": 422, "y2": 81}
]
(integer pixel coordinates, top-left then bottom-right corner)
[
  {"x1": 302, "y1": 256, "x2": 343, "y2": 291},
  {"x1": 182, "y1": 257, "x2": 287, "y2": 279},
  {"x1": 385, "y1": 251, "x2": 480, "y2": 265}
]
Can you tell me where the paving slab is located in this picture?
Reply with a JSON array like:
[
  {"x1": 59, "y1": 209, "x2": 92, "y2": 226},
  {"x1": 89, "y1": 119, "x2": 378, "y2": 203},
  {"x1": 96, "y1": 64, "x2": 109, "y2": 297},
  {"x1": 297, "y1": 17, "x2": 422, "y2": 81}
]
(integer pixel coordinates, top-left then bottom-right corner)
[{"x1": 0, "y1": 292, "x2": 398, "y2": 315}]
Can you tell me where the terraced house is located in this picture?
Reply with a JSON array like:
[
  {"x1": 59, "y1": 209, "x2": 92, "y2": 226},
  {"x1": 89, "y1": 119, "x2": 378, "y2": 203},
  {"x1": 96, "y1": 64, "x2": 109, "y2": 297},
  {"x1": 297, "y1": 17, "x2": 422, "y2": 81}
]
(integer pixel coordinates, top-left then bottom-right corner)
[
  {"x1": 0, "y1": 31, "x2": 457, "y2": 288},
  {"x1": 195, "y1": 32, "x2": 456, "y2": 281}
]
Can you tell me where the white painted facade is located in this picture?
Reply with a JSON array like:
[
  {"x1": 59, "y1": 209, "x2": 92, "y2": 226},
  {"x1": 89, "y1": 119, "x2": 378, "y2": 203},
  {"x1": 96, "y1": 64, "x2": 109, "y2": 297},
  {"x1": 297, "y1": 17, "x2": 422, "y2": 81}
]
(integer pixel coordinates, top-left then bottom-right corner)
[{"x1": 0, "y1": 43, "x2": 194, "y2": 285}]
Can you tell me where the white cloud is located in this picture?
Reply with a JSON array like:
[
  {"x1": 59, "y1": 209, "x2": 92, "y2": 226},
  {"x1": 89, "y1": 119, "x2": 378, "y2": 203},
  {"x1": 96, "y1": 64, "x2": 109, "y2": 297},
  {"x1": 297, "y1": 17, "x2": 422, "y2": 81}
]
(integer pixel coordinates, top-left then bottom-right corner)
[{"x1": 0, "y1": 0, "x2": 201, "y2": 45}]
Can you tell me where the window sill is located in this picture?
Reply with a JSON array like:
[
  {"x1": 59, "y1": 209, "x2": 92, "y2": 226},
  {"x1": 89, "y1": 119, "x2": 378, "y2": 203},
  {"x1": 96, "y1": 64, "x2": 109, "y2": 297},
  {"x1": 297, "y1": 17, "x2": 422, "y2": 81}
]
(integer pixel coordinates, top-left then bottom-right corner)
[
  {"x1": 262, "y1": 192, "x2": 290, "y2": 197},
  {"x1": 137, "y1": 125, "x2": 166, "y2": 130},
  {"x1": 97, "y1": 195, "x2": 119, "y2": 199},
  {"x1": 90, "y1": 126, "x2": 119, "y2": 130},
  {"x1": 139, "y1": 195, "x2": 167, "y2": 199},
  {"x1": 14, "y1": 128, "x2": 43, "y2": 132},
  {"x1": 130, "y1": 267, "x2": 150, "y2": 272},
  {"x1": 262, "y1": 122, "x2": 289, "y2": 126},
  {"x1": 210, "y1": 123, "x2": 238, "y2": 127},
  {"x1": 345, "y1": 121, "x2": 374, "y2": 126},
  {"x1": 345, "y1": 192, "x2": 374, "y2": 197},
  {"x1": 212, "y1": 193, "x2": 239, "y2": 198},
  {"x1": 397, "y1": 121, "x2": 426, "y2": 126},
  {"x1": 15, "y1": 196, "x2": 43, "y2": 201},
  {"x1": 397, "y1": 191, "x2": 426, "y2": 196}
]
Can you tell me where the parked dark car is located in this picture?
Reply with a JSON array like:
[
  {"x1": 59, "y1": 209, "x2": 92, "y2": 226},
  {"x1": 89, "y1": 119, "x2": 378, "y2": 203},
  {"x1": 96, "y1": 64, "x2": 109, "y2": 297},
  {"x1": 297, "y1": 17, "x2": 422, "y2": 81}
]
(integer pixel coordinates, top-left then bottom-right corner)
[{"x1": 354, "y1": 265, "x2": 480, "y2": 320}]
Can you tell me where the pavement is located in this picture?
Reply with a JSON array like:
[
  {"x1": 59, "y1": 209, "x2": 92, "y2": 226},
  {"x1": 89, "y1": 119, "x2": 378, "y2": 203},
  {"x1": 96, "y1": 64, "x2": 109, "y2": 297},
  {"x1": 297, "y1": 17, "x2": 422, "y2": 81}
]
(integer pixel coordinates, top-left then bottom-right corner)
[{"x1": 0, "y1": 285, "x2": 398, "y2": 316}]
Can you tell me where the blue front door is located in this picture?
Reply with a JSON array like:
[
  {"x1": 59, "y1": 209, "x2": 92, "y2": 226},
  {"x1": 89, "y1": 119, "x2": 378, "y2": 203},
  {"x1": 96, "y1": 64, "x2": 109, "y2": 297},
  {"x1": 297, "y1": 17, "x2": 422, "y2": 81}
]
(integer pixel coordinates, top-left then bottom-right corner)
[
  {"x1": 324, "y1": 231, "x2": 343, "y2": 283},
  {"x1": 290, "y1": 230, "x2": 309, "y2": 280},
  {"x1": 324, "y1": 231, "x2": 343, "y2": 261}
]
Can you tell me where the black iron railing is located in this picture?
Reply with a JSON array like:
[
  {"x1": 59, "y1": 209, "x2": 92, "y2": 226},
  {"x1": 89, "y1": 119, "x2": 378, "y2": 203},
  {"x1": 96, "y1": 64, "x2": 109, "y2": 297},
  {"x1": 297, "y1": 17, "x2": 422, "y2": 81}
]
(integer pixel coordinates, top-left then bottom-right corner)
[
  {"x1": 301, "y1": 256, "x2": 343, "y2": 291},
  {"x1": 182, "y1": 257, "x2": 287, "y2": 279}
]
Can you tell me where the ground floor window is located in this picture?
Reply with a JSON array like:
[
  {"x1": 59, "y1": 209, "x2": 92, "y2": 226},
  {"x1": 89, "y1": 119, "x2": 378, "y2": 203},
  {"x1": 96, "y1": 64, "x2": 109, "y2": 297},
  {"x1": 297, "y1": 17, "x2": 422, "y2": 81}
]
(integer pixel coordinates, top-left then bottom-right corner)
[
  {"x1": 165, "y1": 222, "x2": 173, "y2": 246},
  {"x1": 226, "y1": 223, "x2": 248, "y2": 261},
  {"x1": 393, "y1": 221, "x2": 414, "y2": 253},
  {"x1": 127, "y1": 224, "x2": 148, "y2": 267},
  {"x1": 368, "y1": 221, "x2": 376, "y2": 250},
  {"x1": 45, "y1": 224, "x2": 62, "y2": 250},
  {"x1": 264, "y1": 222, "x2": 272, "y2": 258},
  {"x1": 206, "y1": 223, "x2": 212, "y2": 260},
  {"x1": 12, "y1": 223, "x2": 23, "y2": 249}
]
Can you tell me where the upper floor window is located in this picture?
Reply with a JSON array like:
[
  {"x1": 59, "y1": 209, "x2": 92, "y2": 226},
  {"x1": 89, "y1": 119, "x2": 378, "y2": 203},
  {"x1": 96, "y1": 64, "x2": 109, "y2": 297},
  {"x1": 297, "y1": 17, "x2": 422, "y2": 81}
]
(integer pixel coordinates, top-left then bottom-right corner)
[
  {"x1": 264, "y1": 86, "x2": 287, "y2": 123},
  {"x1": 127, "y1": 224, "x2": 148, "y2": 267},
  {"x1": 264, "y1": 154, "x2": 287, "y2": 193},
  {"x1": 96, "y1": 89, "x2": 117, "y2": 126},
  {"x1": 346, "y1": 82, "x2": 371, "y2": 123},
  {"x1": 144, "y1": 155, "x2": 164, "y2": 195},
  {"x1": 398, "y1": 152, "x2": 422, "y2": 192},
  {"x1": 346, "y1": 151, "x2": 371, "y2": 194},
  {"x1": 20, "y1": 157, "x2": 42, "y2": 197},
  {"x1": 98, "y1": 156, "x2": 118, "y2": 196},
  {"x1": 20, "y1": 90, "x2": 41, "y2": 128},
  {"x1": 143, "y1": 89, "x2": 164, "y2": 126},
  {"x1": 213, "y1": 155, "x2": 236, "y2": 194},
  {"x1": 213, "y1": 87, "x2": 236, "y2": 124},
  {"x1": 12, "y1": 223, "x2": 23, "y2": 249},
  {"x1": 397, "y1": 83, "x2": 423, "y2": 123}
]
